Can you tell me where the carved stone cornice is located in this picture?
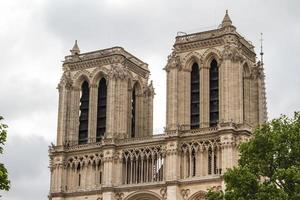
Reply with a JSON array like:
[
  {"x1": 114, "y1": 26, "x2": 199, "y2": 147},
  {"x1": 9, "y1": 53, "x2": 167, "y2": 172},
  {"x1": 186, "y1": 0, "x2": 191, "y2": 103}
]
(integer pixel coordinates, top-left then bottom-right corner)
[
  {"x1": 64, "y1": 51, "x2": 149, "y2": 79},
  {"x1": 175, "y1": 37, "x2": 224, "y2": 53},
  {"x1": 173, "y1": 27, "x2": 256, "y2": 65}
]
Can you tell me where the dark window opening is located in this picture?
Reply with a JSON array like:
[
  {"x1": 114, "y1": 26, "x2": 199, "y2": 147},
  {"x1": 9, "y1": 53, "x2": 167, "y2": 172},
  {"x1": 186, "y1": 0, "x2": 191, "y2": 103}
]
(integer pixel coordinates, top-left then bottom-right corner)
[
  {"x1": 214, "y1": 149, "x2": 218, "y2": 174},
  {"x1": 192, "y1": 150, "x2": 196, "y2": 177},
  {"x1": 209, "y1": 59, "x2": 219, "y2": 127},
  {"x1": 96, "y1": 78, "x2": 107, "y2": 142},
  {"x1": 78, "y1": 174, "x2": 81, "y2": 186},
  {"x1": 79, "y1": 81, "x2": 89, "y2": 144},
  {"x1": 131, "y1": 86, "x2": 136, "y2": 137},
  {"x1": 191, "y1": 63, "x2": 200, "y2": 129},
  {"x1": 208, "y1": 148, "x2": 212, "y2": 175}
]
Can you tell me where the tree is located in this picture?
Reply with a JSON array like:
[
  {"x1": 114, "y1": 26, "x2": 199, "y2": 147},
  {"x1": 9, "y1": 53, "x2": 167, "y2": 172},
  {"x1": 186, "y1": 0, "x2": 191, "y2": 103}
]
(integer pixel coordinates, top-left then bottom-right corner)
[
  {"x1": 0, "y1": 116, "x2": 10, "y2": 191},
  {"x1": 207, "y1": 112, "x2": 300, "y2": 200}
]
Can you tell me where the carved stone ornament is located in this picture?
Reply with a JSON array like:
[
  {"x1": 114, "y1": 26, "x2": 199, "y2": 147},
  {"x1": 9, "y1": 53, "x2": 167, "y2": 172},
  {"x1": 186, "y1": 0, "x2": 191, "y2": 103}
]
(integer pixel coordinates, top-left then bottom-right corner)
[
  {"x1": 221, "y1": 44, "x2": 244, "y2": 62},
  {"x1": 181, "y1": 189, "x2": 190, "y2": 200},
  {"x1": 160, "y1": 187, "x2": 167, "y2": 200},
  {"x1": 58, "y1": 71, "x2": 73, "y2": 90},
  {"x1": 108, "y1": 64, "x2": 130, "y2": 80},
  {"x1": 165, "y1": 51, "x2": 182, "y2": 71},
  {"x1": 115, "y1": 192, "x2": 124, "y2": 200}
]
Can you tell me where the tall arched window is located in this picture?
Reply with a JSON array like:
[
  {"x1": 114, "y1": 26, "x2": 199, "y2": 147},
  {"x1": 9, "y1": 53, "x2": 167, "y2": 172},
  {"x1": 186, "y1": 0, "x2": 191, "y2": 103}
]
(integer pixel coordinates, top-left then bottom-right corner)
[
  {"x1": 79, "y1": 81, "x2": 89, "y2": 144},
  {"x1": 243, "y1": 65, "x2": 250, "y2": 123},
  {"x1": 191, "y1": 63, "x2": 200, "y2": 129},
  {"x1": 209, "y1": 59, "x2": 219, "y2": 127},
  {"x1": 96, "y1": 78, "x2": 107, "y2": 142},
  {"x1": 131, "y1": 85, "x2": 136, "y2": 138}
]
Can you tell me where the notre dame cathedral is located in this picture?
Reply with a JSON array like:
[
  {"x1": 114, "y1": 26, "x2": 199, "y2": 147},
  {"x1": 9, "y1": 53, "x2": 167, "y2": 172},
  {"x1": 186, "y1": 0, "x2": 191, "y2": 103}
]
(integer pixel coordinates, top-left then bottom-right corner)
[{"x1": 49, "y1": 11, "x2": 267, "y2": 200}]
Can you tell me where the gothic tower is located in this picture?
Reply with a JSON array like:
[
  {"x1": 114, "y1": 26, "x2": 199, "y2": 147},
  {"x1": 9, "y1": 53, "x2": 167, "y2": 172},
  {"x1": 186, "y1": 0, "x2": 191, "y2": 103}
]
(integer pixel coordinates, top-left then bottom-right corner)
[
  {"x1": 165, "y1": 10, "x2": 267, "y2": 131},
  {"x1": 56, "y1": 45, "x2": 154, "y2": 146},
  {"x1": 50, "y1": 45, "x2": 154, "y2": 199},
  {"x1": 49, "y1": 11, "x2": 267, "y2": 200}
]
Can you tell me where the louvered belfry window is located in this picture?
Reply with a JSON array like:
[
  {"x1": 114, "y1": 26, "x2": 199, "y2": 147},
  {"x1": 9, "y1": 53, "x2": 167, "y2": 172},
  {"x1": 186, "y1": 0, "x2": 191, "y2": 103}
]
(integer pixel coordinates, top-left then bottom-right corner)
[
  {"x1": 78, "y1": 81, "x2": 89, "y2": 144},
  {"x1": 131, "y1": 86, "x2": 136, "y2": 138},
  {"x1": 209, "y1": 59, "x2": 219, "y2": 127},
  {"x1": 190, "y1": 63, "x2": 200, "y2": 129},
  {"x1": 96, "y1": 78, "x2": 107, "y2": 142}
]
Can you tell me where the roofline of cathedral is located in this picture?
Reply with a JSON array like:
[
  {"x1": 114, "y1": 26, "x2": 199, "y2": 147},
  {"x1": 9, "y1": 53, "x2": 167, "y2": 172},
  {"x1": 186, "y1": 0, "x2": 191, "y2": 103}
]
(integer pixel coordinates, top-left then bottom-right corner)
[
  {"x1": 64, "y1": 46, "x2": 149, "y2": 72},
  {"x1": 174, "y1": 27, "x2": 255, "y2": 54}
]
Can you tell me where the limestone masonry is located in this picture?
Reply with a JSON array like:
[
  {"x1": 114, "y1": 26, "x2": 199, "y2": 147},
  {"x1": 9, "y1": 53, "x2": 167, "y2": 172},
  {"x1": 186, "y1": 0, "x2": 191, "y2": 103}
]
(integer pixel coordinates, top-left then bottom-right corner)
[{"x1": 49, "y1": 11, "x2": 267, "y2": 200}]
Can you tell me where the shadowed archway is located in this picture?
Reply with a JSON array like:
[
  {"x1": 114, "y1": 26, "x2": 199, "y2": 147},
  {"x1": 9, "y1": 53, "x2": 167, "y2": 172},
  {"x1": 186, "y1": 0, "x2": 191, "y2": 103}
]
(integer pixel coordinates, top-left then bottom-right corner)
[
  {"x1": 188, "y1": 191, "x2": 207, "y2": 200},
  {"x1": 125, "y1": 191, "x2": 161, "y2": 200}
]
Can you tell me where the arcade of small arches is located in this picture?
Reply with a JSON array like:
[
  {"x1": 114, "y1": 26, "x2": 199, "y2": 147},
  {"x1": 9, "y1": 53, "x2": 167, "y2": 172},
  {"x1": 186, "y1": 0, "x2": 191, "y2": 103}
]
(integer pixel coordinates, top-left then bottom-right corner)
[{"x1": 50, "y1": 137, "x2": 227, "y2": 193}]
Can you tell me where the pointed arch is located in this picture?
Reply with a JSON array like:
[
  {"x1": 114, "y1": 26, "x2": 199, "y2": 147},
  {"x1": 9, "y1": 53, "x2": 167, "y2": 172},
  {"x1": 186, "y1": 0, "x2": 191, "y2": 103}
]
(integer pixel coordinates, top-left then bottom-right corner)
[
  {"x1": 243, "y1": 62, "x2": 251, "y2": 78},
  {"x1": 202, "y1": 48, "x2": 222, "y2": 68},
  {"x1": 78, "y1": 81, "x2": 90, "y2": 144},
  {"x1": 90, "y1": 67, "x2": 110, "y2": 85},
  {"x1": 73, "y1": 70, "x2": 91, "y2": 88},
  {"x1": 188, "y1": 191, "x2": 207, "y2": 200},
  {"x1": 124, "y1": 191, "x2": 161, "y2": 200},
  {"x1": 182, "y1": 51, "x2": 203, "y2": 71},
  {"x1": 243, "y1": 63, "x2": 251, "y2": 124}
]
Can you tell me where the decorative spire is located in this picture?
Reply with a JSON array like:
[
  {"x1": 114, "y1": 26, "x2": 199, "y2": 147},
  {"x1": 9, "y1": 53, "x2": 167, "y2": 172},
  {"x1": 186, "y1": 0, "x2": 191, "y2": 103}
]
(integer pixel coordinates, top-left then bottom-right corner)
[
  {"x1": 221, "y1": 10, "x2": 233, "y2": 28},
  {"x1": 70, "y1": 40, "x2": 80, "y2": 55},
  {"x1": 260, "y1": 32, "x2": 264, "y2": 66}
]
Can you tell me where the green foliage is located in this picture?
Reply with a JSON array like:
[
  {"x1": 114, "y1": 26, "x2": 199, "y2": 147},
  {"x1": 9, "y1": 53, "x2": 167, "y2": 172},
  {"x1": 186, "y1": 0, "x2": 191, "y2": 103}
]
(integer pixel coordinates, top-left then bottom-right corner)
[
  {"x1": 206, "y1": 112, "x2": 300, "y2": 200},
  {"x1": 0, "y1": 116, "x2": 10, "y2": 191}
]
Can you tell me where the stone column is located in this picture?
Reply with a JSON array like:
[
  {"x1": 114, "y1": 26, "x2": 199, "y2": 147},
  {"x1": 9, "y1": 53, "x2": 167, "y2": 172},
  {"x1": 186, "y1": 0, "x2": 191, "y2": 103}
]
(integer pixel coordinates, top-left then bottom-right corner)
[
  {"x1": 220, "y1": 57, "x2": 243, "y2": 124},
  {"x1": 106, "y1": 78, "x2": 116, "y2": 138},
  {"x1": 200, "y1": 66, "x2": 209, "y2": 128},
  {"x1": 220, "y1": 133, "x2": 235, "y2": 173},
  {"x1": 69, "y1": 88, "x2": 81, "y2": 143},
  {"x1": 219, "y1": 59, "x2": 229, "y2": 123},
  {"x1": 114, "y1": 152, "x2": 123, "y2": 186},
  {"x1": 177, "y1": 70, "x2": 190, "y2": 129},
  {"x1": 102, "y1": 148, "x2": 114, "y2": 187},
  {"x1": 136, "y1": 92, "x2": 144, "y2": 137},
  {"x1": 165, "y1": 141, "x2": 179, "y2": 181},
  {"x1": 166, "y1": 68, "x2": 178, "y2": 130},
  {"x1": 88, "y1": 84, "x2": 98, "y2": 142},
  {"x1": 148, "y1": 92, "x2": 154, "y2": 135},
  {"x1": 56, "y1": 84, "x2": 69, "y2": 146}
]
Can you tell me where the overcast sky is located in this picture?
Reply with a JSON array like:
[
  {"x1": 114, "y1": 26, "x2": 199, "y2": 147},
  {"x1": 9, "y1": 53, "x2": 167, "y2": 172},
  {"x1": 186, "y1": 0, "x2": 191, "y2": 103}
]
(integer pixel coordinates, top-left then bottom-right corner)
[{"x1": 0, "y1": 0, "x2": 299, "y2": 199}]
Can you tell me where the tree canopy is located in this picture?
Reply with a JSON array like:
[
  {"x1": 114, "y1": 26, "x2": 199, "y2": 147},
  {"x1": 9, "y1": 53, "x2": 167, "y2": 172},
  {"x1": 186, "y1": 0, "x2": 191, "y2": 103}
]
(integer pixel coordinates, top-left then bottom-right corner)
[
  {"x1": 0, "y1": 116, "x2": 10, "y2": 191},
  {"x1": 207, "y1": 112, "x2": 300, "y2": 200}
]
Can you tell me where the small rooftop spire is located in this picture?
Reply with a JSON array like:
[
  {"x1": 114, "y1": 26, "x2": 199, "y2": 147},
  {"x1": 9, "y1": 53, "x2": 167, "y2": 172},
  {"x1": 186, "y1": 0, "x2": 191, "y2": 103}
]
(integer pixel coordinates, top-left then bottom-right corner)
[
  {"x1": 221, "y1": 10, "x2": 233, "y2": 27},
  {"x1": 70, "y1": 40, "x2": 80, "y2": 55},
  {"x1": 260, "y1": 32, "x2": 264, "y2": 66}
]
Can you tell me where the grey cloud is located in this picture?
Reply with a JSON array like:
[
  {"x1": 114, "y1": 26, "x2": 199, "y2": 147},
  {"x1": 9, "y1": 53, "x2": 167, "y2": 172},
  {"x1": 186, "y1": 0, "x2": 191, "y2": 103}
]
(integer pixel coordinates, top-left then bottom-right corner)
[{"x1": 2, "y1": 134, "x2": 50, "y2": 200}]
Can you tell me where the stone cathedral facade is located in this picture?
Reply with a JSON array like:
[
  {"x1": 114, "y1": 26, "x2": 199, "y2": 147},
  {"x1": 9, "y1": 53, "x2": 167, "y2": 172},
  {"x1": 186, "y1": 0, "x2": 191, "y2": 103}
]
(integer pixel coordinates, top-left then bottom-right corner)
[{"x1": 49, "y1": 11, "x2": 267, "y2": 200}]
